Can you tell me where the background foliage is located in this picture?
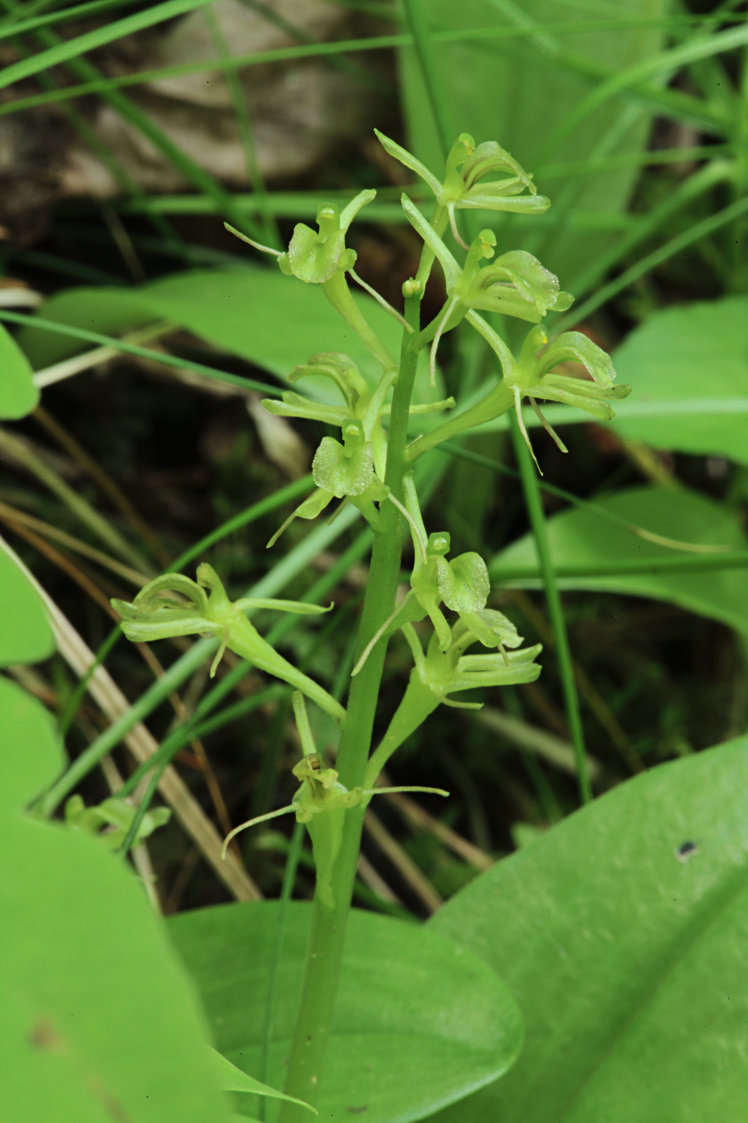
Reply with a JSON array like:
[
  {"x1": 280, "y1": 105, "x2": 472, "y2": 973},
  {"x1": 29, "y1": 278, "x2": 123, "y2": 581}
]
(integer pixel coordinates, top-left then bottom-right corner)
[{"x1": 2, "y1": 1, "x2": 747, "y2": 1119}]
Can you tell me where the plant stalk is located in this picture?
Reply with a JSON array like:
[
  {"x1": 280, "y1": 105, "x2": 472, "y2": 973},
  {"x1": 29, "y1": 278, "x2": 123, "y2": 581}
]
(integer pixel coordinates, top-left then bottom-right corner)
[{"x1": 277, "y1": 293, "x2": 423, "y2": 1119}]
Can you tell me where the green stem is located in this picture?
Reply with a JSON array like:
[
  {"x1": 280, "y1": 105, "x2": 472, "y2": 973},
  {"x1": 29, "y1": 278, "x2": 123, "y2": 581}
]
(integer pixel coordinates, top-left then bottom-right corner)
[
  {"x1": 414, "y1": 205, "x2": 448, "y2": 293},
  {"x1": 509, "y1": 416, "x2": 591, "y2": 804},
  {"x1": 277, "y1": 291, "x2": 423, "y2": 1120}
]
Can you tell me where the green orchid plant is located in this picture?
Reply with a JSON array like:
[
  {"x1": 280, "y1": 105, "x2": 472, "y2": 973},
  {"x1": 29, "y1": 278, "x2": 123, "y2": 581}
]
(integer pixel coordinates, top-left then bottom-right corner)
[{"x1": 111, "y1": 127, "x2": 631, "y2": 1120}]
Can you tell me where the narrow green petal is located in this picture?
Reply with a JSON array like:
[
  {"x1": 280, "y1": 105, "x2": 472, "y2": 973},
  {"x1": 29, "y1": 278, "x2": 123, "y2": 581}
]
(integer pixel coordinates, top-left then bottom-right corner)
[
  {"x1": 262, "y1": 394, "x2": 350, "y2": 426},
  {"x1": 132, "y1": 572, "x2": 207, "y2": 613},
  {"x1": 457, "y1": 193, "x2": 551, "y2": 215},
  {"x1": 374, "y1": 129, "x2": 441, "y2": 196},
  {"x1": 236, "y1": 598, "x2": 333, "y2": 616},
  {"x1": 117, "y1": 613, "x2": 213, "y2": 643}
]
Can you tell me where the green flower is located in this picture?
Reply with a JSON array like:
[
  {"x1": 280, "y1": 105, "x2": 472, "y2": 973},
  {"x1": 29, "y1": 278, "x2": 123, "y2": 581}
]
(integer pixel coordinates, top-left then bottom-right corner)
[
  {"x1": 263, "y1": 353, "x2": 393, "y2": 479},
  {"x1": 277, "y1": 192, "x2": 375, "y2": 284},
  {"x1": 454, "y1": 229, "x2": 573, "y2": 322},
  {"x1": 226, "y1": 192, "x2": 399, "y2": 372},
  {"x1": 221, "y1": 694, "x2": 446, "y2": 909},
  {"x1": 362, "y1": 611, "x2": 540, "y2": 784},
  {"x1": 410, "y1": 318, "x2": 631, "y2": 474},
  {"x1": 112, "y1": 564, "x2": 344, "y2": 722},
  {"x1": 264, "y1": 353, "x2": 455, "y2": 481},
  {"x1": 404, "y1": 622, "x2": 542, "y2": 711},
  {"x1": 227, "y1": 190, "x2": 374, "y2": 285},
  {"x1": 267, "y1": 420, "x2": 389, "y2": 548},
  {"x1": 353, "y1": 476, "x2": 523, "y2": 672},
  {"x1": 498, "y1": 323, "x2": 632, "y2": 470},
  {"x1": 400, "y1": 198, "x2": 571, "y2": 382},
  {"x1": 376, "y1": 129, "x2": 550, "y2": 245},
  {"x1": 512, "y1": 326, "x2": 629, "y2": 419}
]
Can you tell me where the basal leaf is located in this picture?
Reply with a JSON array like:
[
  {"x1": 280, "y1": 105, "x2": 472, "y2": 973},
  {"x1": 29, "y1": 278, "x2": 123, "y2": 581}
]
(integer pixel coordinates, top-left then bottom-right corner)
[
  {"x1": 0, "y1": 677, "x2": 61, "y2": 811},
  {"x1": 399, "y1": 0, "x2": 667, "y2": 285},
  {"x1": 0, "y1": 682, "x2": 231, "y2": 1122},
  {"x1": 608, "y1": 296, "x2": 748, "y2": 465},
  {"x1": 427, "y1": 734, "x2": 748, "y2": 1121},
  {"x1": 168, "y1": 901, "x2": 522, "y2": 1123},
  {"x1": 491, "y1": 485, "x2": 748, "y2": 635},
  {"x1": 0, "y1": 544, "x2": 54, "y2": 665},
  {"x1": 0, "y1": 323, "x2": 38, "y2": 418}
]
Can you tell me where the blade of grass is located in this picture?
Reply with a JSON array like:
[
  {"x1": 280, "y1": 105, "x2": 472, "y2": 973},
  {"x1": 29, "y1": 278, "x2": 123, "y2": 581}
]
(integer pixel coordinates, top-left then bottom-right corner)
[
  {"x1": 1, "y1": 1, "x2": 191, "y2": 258},
  {"x1": 555, "y1": 191, "x2": 748, "y2": 332},
  {"x1": 0, "y1": 0, "x2": 216, "y2": 88},
  {"x1": 0, "y1": 308, "x2": 279, "y2": 395},
  {"x1": 536, "y1": 22, "x2": 748, "y2": 166},
  {"x1": 493, "y1": 550, "x2": 748, "y2": 583},
  {"x1": 1, "y1": 532, "x2": 260, "y2": 899},
  {"x1": 239, "y1": 0, "x2": 393, "y2": 98},
  {"x1": 0, "y1": 427, "x2": 150, "y2": 571},
  {"x1": 401, "y1": 0, "x2": 451, "y2": 158},
  {"x1": 203, "y1": 4, "x2": 280, "y2": 249},
  {"x1": 566, "y1": 159, "x2": 732, "y2": 302},
  {"x1": 2, "y1": 0, "x2": 268, "y2": 245},
  {"x1": 0, "y1": 0, "x2": 148, "y2": 42}
]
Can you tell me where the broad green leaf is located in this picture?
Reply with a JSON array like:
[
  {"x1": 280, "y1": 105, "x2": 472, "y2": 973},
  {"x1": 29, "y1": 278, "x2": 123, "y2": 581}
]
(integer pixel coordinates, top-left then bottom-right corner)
[
  {"x1": 491, "y1": 485, "x2": 748, "y2": 635},
  {"x1": 608, "y1": 296, "x2": 748, "y2": 465},
  {"x1": 0, "y1": 677, "x2": 61, "y2": 811},
  {"x1": 0, "y1": 323, "x2": 38, "y2": 418},
  {"x1": 427, "y1": 734, "x2": 748, "y2": 1122},
  {"x1": 168, "y1": 900, "x2": 522, "y2": 1123},
  {"x1": 0, "y1": 677, "x2": 231, "y2": 1122},
  {"x1": 0, "y1": 544, "x2": 54, "y2": 665},
  {"x1": 399, "y1": 1, "x2": 666, "y2": 284},
  {"x1": 17, "y1": 266, "x2": 434, "y2": 401}
]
